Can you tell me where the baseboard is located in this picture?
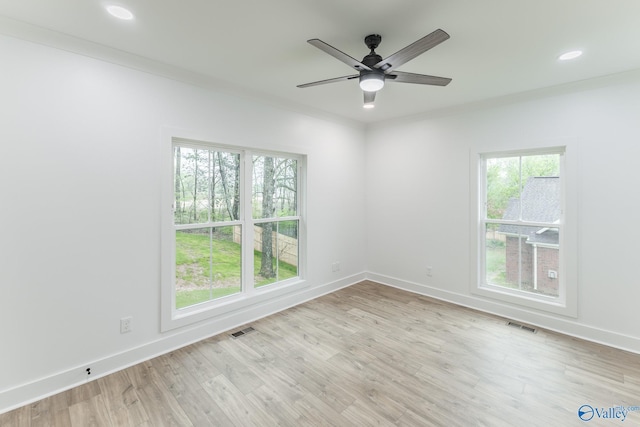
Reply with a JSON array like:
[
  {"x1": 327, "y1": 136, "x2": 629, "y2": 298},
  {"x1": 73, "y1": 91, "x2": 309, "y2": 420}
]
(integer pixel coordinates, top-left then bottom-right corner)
[
  {"x1": 365, "y1": 272, "x2": 640, "y2": 355},
  {"x1": 0, "y1": 272, "x2": 365, "y2": 414}
]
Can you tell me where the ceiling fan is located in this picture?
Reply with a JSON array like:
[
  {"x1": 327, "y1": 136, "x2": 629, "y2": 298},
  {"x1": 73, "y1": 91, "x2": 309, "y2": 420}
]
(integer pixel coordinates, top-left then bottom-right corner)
[{"x1": 297, "y1": 29, "x2": 452, "y2": 108}]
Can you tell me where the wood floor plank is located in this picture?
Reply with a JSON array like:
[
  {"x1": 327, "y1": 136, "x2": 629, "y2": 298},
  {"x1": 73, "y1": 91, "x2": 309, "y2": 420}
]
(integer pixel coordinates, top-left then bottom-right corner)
[
  {"x1": 225, "y1": 336, "x2": 307, "y2": 405},
  {"x1": 291, "y1": 394, "x2": 352, "y2": 427},
  {"x1": 126, "y1": 362, "x2": 194, "y2": 427},
  {"x1": 97, "y1": 370, "x2": 149, "y2": 427},
  {"x1": 173, "y1": 343, "x2": 221, "y2": 380},
  {"x1": 67, "y1": 381, "x2": 101, "y2": 407},
  {"x1": 29, "y1": 391, "x2": 75, "y2": 427},
  {"x1": 396, "y1": 408, "x2": 437, "y2": 427},
  {"x1": 255, "y1": 313, "x2": 343, "y2": 361},
  {"x1": 0, "y1": 404, "x2": 30, "y2": 427},
  {"x1": 200, "y1": 374, "x2": 262, "y2": 427},
  {"x1": 245, "y1": 384, "x2": 302, "y2": 427},
  {"x1": 67, "y1": 394, "x2": 111, "y2": 427},
  {"x1": 5, "y1": 280, "x2": 640, "y2": 426},
  {"x1": 255, "y1": 333, "x2": 358, "y2": 413},
  {"x1": 196, "y1": 336, "x2": 264, "y2": 395},
  {"x1": 341, "y1": 398, "x2": 397, "y2": 426},
  {"x1": 151, "y1": 351, "x2": 234, "y2": 426},
  {"x1": 31, "y1": 404, "x2": 72, "y2": 427}
]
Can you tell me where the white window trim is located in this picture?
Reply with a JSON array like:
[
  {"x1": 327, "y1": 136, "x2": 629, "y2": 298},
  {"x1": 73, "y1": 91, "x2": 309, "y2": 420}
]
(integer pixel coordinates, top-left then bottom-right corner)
[
  {"x1": 160, "y1": 132, "x2": 308, "y2": 331},
  {"x1": 469, "y1": 140, "x2": 578, "y2": 318}
]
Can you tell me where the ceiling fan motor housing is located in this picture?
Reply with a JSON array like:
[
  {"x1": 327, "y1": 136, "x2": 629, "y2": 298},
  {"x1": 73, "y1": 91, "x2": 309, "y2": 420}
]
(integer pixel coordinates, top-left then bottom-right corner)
[
  {"x1": 360, "y1": 35, "x2": 385, "y2": 90},
  {"x1": 361, "y1": 34, "x2": 384, "y2": 74}
]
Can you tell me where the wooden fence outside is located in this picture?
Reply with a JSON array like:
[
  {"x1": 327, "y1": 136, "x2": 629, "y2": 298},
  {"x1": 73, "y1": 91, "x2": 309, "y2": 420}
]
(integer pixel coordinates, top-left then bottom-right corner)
[{"x1": 234, "y1": 226, "x2": 298, "y2": 265}]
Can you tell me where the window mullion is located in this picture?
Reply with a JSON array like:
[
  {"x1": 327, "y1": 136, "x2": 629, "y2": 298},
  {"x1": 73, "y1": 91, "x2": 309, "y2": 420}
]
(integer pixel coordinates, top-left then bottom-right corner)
[
  {"x1": 517, "y1": 231, "x2": 522, "y2": 290},
  {"x1": 484, "y1": 219, "x2": 561, "y2": 229},
  {"x1": 518, "y1": 155, "x2": 523, "y2": 221},
  {"x1": 175, "y1": 220, "x2": 242, "y2": 230},
  {"x1": 242, "y1": 150, "x2": 255, "y2": 295},
  {"x1": 253, "y1": 216, "x2": 300, "y2": 225}
]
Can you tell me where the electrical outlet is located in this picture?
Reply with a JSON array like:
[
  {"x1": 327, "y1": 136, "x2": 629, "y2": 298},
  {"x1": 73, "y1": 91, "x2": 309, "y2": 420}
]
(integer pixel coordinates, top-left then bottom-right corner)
[
  {"x1": 426, "y1": 266, "x2": 433, "y2": 277},
  {"x1": 120, "y1": 316, "x2": 132, "y2": 334}
]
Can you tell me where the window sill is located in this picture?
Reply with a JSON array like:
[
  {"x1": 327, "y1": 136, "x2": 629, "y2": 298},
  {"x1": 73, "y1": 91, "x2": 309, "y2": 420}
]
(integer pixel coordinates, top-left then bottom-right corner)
[
  {"x1": 473, "y1": 284, "x2": 576, "y2": 318},
  {"x1": 161, "y1": 278, "x2": 308, "y2": 332}
]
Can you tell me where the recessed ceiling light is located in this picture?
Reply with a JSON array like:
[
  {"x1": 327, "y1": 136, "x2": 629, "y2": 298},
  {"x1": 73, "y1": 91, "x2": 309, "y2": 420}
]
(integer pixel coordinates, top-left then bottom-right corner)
[
  {"x1": 558, "y1": 50, "x2": 583, "y2": 61},
  {"x1": 106, "y1": 5, "x2": 134, "y2": 20}
]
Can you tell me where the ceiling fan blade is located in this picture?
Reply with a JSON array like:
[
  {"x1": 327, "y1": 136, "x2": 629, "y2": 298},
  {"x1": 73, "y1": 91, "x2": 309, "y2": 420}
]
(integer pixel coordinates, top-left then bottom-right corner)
[
  {"x1": 297, "y1": 74, "x2": 359, "y2": 88},
  {"x1": 307, "y1": 39, "x2": 372, "y2": 71},
  {"x1": 374, "y1": 29, "x2": 450, "y2": 73},
  {"x1": 387, "y1": 71, "x2": 452, "y2": 86},
  {"x1": 364, "y1": 91, "x2": 376, "y2": 104}
]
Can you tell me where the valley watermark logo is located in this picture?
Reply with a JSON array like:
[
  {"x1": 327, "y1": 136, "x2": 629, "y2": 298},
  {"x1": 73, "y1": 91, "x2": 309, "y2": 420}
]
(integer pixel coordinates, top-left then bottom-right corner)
[{"x1": 578, "y1": 404, "x2": 640, "y2": 422}]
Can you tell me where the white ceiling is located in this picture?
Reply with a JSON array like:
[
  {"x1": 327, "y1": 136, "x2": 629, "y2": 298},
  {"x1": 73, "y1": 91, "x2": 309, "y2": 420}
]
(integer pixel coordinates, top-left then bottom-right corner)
[{"x1": 1, "y1": 0, "x2": 640, "y2": 124}]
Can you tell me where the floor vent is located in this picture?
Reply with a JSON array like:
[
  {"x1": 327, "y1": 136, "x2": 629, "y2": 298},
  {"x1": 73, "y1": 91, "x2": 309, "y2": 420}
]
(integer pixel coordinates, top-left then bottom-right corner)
[
  {"x1": 230, "y1": 326, "x2": 255, "y2": 339},
  {"x1": 506, "y1": 321, "x2": 537, "y2": 333}
]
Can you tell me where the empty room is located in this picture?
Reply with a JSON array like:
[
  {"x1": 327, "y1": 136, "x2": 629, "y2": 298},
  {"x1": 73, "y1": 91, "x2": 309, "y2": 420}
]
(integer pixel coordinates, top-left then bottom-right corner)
[{"x1": 1, "y1": 1, "x2": 640, "y2": 425}]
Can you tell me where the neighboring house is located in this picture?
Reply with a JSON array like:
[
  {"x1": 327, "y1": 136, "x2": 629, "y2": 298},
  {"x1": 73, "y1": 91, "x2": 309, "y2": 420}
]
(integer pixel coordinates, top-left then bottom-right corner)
[{"x1": 499, "y1": 177, "x2": 560, "y2": 296}]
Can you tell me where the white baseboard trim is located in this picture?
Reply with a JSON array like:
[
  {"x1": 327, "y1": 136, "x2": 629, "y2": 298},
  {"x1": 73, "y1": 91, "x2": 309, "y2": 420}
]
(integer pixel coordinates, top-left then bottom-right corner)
[
  {"x1": 365, "y1": 272, "x2": 640, "y2": 356},
  {"x1": 0, "y1": 273, "x2": 365, "y2": 415}
]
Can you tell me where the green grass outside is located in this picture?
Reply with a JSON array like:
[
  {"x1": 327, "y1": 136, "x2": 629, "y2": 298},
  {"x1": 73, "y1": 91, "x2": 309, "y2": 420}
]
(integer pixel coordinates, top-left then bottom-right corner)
[
  {"x1": 175, "y1": 231, "x2": 297, "y2": 309},
  {"x1": 176, "y1": 287, "x2": 241, "y2": 308}
]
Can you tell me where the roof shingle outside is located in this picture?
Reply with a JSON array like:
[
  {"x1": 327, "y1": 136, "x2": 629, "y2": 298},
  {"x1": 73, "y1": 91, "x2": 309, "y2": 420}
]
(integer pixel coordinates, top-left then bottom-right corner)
[{"x1": 499, "y1": 176, "x2": 560, "y2": 245}]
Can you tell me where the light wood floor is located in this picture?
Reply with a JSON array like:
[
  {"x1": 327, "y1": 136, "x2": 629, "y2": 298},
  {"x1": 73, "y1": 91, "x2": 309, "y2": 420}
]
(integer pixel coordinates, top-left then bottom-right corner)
[{"x1": 3, "y1": 281, "x2": 640, "y2": 426}]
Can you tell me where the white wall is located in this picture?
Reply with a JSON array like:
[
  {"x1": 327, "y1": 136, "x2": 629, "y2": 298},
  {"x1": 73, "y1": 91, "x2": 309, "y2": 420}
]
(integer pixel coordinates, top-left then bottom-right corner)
[
  {"x1": 0, "y1": 34, "x2": 367, "y2": 411},
  {"x1": 365, "y1": 71, "x2": 640, "y2": 353}
]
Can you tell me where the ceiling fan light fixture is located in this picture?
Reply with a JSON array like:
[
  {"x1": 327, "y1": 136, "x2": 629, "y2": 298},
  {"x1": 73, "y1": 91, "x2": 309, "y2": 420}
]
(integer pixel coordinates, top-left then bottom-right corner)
[
  {"x1": 363, "y1": 102, "x2": 375, "y2": 109},
  {"x1": 359, "y1": 73, "x2": 385, "y2": 92}
]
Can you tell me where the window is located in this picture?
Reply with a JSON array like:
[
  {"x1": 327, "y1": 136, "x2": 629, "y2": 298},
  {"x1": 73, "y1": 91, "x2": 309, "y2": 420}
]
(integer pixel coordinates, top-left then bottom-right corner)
[
  {"x1": 173, "y1": 146, "x2": 243, "y2": 309},
  {"x1": 162, "y1": 137, "x2": 305, "y2": 330},
  {"x1": 472, "y1": 145, "x2": 576, "y2": 316},
  {"x1": 251, "y1": 154, "x2": 300, "y2": 288},
  {"x1": 482, "y1": 151, "x2": 562, "y2": 297}
]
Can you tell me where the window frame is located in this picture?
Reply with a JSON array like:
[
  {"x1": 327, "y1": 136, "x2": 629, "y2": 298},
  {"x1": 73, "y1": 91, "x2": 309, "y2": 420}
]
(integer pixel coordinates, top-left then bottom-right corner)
[
  {"x1": 469, "y1": 142, "x2": 578, "y2": 317},
  {"x1": 161, "y1": 135, "x2": 307, "y2": 331}
]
